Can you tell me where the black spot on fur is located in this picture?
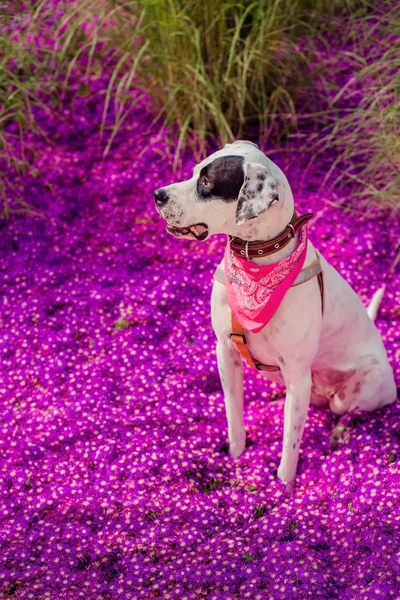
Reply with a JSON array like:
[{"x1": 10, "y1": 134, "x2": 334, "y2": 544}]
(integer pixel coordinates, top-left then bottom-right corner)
[
  {"x1": 256, "y1": 183, "x2": 263, "y2": 193},
  {"x1": 196, "y1": 155, "x2": 244, "y2": 202}
]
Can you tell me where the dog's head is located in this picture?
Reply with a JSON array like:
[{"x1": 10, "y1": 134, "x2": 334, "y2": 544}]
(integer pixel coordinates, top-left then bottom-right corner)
[{"x1": 154, "y1": 140, "x2": 292, "y2": 241}]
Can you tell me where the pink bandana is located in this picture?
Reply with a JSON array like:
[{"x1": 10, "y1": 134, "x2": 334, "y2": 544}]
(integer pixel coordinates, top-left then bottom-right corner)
[{"x1": 224, "y1": 227, "x2": 308, "y2": 332}]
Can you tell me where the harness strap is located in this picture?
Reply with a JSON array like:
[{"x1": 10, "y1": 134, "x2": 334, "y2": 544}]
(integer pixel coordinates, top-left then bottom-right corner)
[
  {"x1": 230, "y1": 314, "x2": 282, "y2": 372},
  {"x1": 215, "y1": 252, "x2": 324, "y2": 372}
]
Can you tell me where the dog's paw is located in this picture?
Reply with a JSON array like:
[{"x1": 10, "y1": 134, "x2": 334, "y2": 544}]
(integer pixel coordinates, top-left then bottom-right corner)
[
  {"x1": 283, "y1": 480, "x2": 296, "y2": 497},
  {"x1": 274, "y1": 468, "x2": 296, "y2": 497},
  {"x1": 228, "y1": 429, "x2": 246, "y2": 460},
  {"x1": 229, "y1": 438, "x2": 246, "y2": 460},
  {"x1": 277, "y1": 465, "x2": 296, "y2": 486}
]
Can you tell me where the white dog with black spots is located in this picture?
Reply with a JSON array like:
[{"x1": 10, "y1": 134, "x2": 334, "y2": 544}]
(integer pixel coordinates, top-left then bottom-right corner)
[{"x1": 154, "y1": 140, "x2": 397, "y2": 489}]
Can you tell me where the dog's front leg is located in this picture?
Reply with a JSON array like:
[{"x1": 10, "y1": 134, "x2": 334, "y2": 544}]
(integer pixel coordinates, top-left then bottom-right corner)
[
  {"x1": 277, "y1": 370, "x2": 312, "y2": 487},
  {"x1": 216, "y1": 339, "x2": 245, "y2": 459}
]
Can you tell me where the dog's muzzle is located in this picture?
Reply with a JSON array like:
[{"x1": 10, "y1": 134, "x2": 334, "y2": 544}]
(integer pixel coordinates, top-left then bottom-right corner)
[{"x1": 154, "y1": 188, "x2": 209, "y2": 240}]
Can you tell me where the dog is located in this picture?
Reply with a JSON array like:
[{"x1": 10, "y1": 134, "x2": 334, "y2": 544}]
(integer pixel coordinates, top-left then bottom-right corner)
[{"x1": 154, "y1": 140, "x2": 397, "y2": 487}]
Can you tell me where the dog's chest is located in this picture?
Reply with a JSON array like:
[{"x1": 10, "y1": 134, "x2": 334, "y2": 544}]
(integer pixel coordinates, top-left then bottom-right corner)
[{"x1": 245, "y1": 323, "x2": 285, "y2": 381}]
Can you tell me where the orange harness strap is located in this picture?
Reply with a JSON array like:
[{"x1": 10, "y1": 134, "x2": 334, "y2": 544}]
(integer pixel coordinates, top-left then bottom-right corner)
[
  {"x1": 230, "y1": 315, "x2": 281, "y2": 371},
  {"x1": 215, "y1": 253, "x2": 325, "y2": 372}
]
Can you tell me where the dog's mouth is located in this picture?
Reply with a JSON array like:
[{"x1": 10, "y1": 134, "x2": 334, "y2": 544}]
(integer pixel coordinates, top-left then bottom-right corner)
[{"x1": 166, "y1": 222, "x2": 209, "y2": 241}]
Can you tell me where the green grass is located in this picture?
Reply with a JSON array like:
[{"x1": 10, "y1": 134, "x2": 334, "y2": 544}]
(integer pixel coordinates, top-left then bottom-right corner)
[
  {"x1": 0, "y1": 0, "x2": 144, "y2": 219},
  {"x1": 107, "y1": 0, "x2": 370, "y2": 167},
  {"x1": 1, "y1": 0, "x2": 398, "y2": 219},
  {"x1": 0, "y1": 1, "x2": 88, "y2": 218},
  {"x1": 305, "y1": 4, "x2": 400, "y2": 212}
]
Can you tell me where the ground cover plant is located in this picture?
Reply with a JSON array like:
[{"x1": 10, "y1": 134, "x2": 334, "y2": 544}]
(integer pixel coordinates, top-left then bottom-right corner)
[
  {"x1": 1, "y1": 1, "x2": 400, "y2": 599},
  {"x1": 1, "y1": 91, "x2": 400, "y2": 599}
]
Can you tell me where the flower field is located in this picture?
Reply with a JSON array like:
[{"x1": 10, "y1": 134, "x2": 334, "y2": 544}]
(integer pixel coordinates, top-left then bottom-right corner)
[{"x1": 1, "y1": 2, "x2": 399, "y2": 599}]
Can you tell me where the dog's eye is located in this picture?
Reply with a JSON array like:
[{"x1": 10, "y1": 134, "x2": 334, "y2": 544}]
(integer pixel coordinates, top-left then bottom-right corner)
[{"x1": 200, "y1": 176, "x2": 213, "y2": 189}]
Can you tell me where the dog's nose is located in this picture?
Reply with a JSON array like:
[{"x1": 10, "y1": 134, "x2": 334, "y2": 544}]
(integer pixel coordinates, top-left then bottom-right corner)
[{"x1": 154, "y1": 188, "x2": 169, "y2": 206}]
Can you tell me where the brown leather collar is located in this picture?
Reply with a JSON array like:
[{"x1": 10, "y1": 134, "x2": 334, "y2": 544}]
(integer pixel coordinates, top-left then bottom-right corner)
[{"x1": 228, "y1": 211, "x2": 313, "y2": 260}]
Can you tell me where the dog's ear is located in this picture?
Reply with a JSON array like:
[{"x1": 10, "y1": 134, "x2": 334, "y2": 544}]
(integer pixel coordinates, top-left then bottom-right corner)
[{"x1": 235, "y1": 163, "x2": 279, "y2": 226}]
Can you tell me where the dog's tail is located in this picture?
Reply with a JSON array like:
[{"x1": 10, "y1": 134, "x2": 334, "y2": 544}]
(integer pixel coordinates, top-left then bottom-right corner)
[{"x1": 367, "y1": 285, "x2": 385, "y2": 322}]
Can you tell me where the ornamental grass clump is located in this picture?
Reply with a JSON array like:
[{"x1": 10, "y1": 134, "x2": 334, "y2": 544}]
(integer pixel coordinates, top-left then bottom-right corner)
[
  {"x1": 0, "y1": 0, "x2": 145, "y2": 218},
  {"x1": 1, "y1": 0, "x2": 396, "y2": 219},
  {"x1": 308, "y1": 5, "x2": 400, "y2": 212},
  {"x1": 0, "y1": 1, "x2": 89, "y2": 218},
  {"x1": 108, "y1": 0, "x2": 369, "y2": 164}
]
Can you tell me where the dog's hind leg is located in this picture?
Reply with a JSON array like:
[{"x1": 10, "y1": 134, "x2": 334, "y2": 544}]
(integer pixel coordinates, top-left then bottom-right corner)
[
  {"x1": 329, "y1": 357, "x2": 397, "y2": 416},
  {"x1": 216, "y1": 339, "x2": 246, "y2": 459}
]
